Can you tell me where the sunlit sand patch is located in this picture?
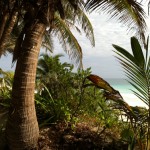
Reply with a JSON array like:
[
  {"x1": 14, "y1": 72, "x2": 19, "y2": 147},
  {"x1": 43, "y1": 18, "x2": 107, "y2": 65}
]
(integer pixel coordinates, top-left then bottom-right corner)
[{"x1": 121, "y1": 93, "x2": 148, "y2": 108}]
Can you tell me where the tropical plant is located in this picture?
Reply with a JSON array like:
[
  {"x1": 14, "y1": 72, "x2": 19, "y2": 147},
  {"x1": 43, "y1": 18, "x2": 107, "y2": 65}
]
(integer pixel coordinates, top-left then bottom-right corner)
[
  {"x1": 85, "y1": 0, "x2": 147, "y2": 44},
  {"x1": 36, "y1": 53, "x2": 74, "y2": 95},
  {"x1": 36, "y1": 54, "x2": 117, "y2": 126},
  {"x1": 4, "y1": 1, "x2": 95, "y2": 149},
  {"x1": 0, "y1": 69, "x2": 13, "y2": 150},
  {"x1": 36, "y1": 53, "x2": 74, "y2": 124},
  {"x1": 121, "y1": 125, "x2": 136, "y2": 150},
  {"x1": 0, "y1": 68, "x2": 13, "y2": 104},
  {"x1": 36, "y1": 54, "x2": 93, "y2": 124},
  {"x1": 85, "y1": 73, "x2": 149, "y2": 149},
  {"x1": 113, "y1": 36, "x2": 150, "y2": 150},
  {"x1": 36, "y1": 55, "x2": 122, "y2": 133},
  {"x1": 1, "y1": 0, "x2": 147, "y2": 149}
]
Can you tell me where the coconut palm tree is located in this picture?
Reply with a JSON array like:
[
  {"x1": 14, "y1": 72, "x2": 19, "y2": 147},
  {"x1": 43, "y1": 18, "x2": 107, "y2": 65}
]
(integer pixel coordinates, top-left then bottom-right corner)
[
  {"x1": 5, "y1": 1, "x2": 95, "y2": 149},
  {"x1": 2, "y1": 0, "x2": 147, "y2": 149}
]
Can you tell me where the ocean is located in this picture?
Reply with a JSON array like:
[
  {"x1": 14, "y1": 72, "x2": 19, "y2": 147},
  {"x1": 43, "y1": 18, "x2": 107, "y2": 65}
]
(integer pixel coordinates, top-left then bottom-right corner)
[{"x1": 105, "y1": 78, "x2": 147, "y2": 108}]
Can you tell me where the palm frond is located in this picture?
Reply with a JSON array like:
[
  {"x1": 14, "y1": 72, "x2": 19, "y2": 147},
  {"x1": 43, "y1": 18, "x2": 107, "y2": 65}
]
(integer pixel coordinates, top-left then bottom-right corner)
[
  {"x1": 113, "y1": 36, "x2": 150, "y2": 107},
  {"x1": 75, "y1": 7, "x2": 95, "y2": 46},
  {"x1": 85, "y1": 0, "x2": 147, "y2": 44},
  {"x1": 132, "y1": 90, "x2": 149, "y2": 106},
  {"x1": 42, "y1": 32, "x2": 54, "y2": 52},
  {"x1": 62, "y1": 0, "x2": 95, "y2": 46},
  {"x1": 52, "y1": 13, "x2": 83, "y2": 68},
  {"x1": 131, "y1": 37, "x2": 145, "y2": 68},
  {"x1": 37, "y1": 53, "x2": 64, "y2": 75},
  {"x1": 87, "y1": 74, "x2": 116, "y2": 93},
  {"x1": 146, "y1": 57, "x2": 150, "y2": 76}
]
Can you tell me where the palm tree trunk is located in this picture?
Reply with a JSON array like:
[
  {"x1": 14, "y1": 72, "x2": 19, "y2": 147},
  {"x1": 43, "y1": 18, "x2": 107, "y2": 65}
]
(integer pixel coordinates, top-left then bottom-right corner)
[
  {"x1": 0, "y1": 10, "x2": 9, "y2": 40},
  {"x1": 0, "y1": 9, "x2": 18, "y2": 56},
  {"x1": 6, "y1": 22, "x2": 46, "y2": 150}
]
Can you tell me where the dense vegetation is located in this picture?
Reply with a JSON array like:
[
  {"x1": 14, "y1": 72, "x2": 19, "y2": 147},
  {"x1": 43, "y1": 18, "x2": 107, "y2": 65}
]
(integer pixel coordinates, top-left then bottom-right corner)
[
  {"x1": 0, "y1": 51, "x2": 149, "y2": 149},
  {"x1": 0, "y1": 0, "x2": 149, "y2": 149}
]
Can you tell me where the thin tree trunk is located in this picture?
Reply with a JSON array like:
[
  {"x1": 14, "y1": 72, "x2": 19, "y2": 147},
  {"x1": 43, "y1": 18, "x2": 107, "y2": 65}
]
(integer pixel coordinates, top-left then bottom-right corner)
[
  {"x1": 6, "y1": 22, "x2": 46, "y2": 150},
  {"x1": 0, "y1": 9, "x2": 18, "y2": 56},
  {"x1": 0, "y1": 10, "x2": 9, "y2": 40}
]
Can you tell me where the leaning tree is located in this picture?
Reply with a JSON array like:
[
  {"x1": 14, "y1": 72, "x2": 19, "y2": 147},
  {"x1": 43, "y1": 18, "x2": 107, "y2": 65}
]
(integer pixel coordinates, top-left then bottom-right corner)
[
  {"x1": 3, "y1": 1, "x2": 94, "y2": 149},
  {"x1": 0, "y1": 0, "x2": 147, "y2": 149}
]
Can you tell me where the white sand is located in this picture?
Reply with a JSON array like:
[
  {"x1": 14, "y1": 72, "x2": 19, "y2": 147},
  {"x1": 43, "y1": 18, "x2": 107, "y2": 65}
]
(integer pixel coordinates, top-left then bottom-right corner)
[{"x1": 121, "y1": 93, "x2": 148, "y2": 108}]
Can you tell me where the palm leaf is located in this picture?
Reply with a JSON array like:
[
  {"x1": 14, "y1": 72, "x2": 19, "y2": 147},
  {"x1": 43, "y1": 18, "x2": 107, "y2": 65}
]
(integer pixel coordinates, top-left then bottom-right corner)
[
  {"x1": 113, "y1": 36, "x2": 150, "y2": 107},
  {"x1": 113, "y1": 44, "x2": 136, "y2": 65},
  {"x1": 42, "y1": 32, "x2": 54, "y2": 52},
  {"x1": 86, "y1": 75, "x2": 137, "y2": 119},
  {"x1": 131, "y1": 37, "x2": 145, "y2": 68},
  {"x1": 62, "y1": 0, "x2": 95, "y2": 46},
  {"x1": 74, "y1": 7, "x2": 95, "y2": 46},
  {"x1": 145, "y1": 36, "x2": 149, "y2": 62},
  {"x1": 53, "y1": 13, "x2": 83, "y2": 68},
  {"x1": 132, "y1": 90, "x2": 149, "y2": 106},
  {"x1": 85, "y1": 0, "x2": 147, "y2": 43},
  {"x1": 146, "y1": 57, "x2": 150, "y2": 76}
]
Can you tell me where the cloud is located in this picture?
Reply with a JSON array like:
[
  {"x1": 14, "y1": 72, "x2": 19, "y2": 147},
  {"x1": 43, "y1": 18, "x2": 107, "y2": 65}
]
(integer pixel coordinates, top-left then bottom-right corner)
[
  {"x1": 0, "y1": 8, "x2": 150, "y2": 79},
  {"x1": 24, "y1": 12, "x2": 150, "y2": 79},
  {"x1": 83, "y1": 55, "x2": 125, "y2": 78},
  {"x1": 0, "y1": 54, "x2": 14, "y2": 71}
]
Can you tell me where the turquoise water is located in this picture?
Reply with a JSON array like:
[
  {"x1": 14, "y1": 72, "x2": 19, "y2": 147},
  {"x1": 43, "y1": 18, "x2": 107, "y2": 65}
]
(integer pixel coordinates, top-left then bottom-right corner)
[
  {"x1": 106, "y1": 78, "x2": 133, "y2": 94},
  {"x1": 105, "y1": 78, "x2": 147, "y2": 107}
]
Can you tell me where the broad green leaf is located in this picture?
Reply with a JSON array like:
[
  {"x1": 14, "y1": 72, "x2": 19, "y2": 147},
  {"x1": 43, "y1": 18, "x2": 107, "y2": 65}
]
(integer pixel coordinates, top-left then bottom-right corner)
[
  {"x1": 113, "y1": 44, "x2": 135, "y2": 63},
  {"x1": 113, "y1": 36, "x2": 150, "y2": 109},
  {"x1": 131, "y1": 37, "x2": 145, "y2": 68}
]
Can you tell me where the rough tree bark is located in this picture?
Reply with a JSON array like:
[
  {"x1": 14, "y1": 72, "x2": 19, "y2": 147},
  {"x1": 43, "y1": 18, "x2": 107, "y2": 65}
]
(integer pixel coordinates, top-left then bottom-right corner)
[{"x1": 6, "y1": 21, "x2": 46, "y2": 150}]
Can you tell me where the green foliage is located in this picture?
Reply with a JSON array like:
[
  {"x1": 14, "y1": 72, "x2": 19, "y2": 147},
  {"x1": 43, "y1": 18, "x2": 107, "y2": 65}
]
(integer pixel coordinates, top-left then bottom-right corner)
[
  {"x1": 0, "y1": 54, "x2": 136, "y2": 148},
  {"x1": 0, "y1": 68, "x2": 13, "y2": 107},
  {"x1": 97, "y1": 99, "x2": 119, "y2": 129},
  {"x1": 121, "y1": 126, "x2": 136, "y2": 150},
  {"x1": 35, "y1": 53, "x2": 92, "y2": 125},
  {"x1": 35, "y1": 53, "x2": 121, "y2": 130},
  {"x1": 85, "y1": 0, "x2": 146, "y2": 44},
  {"x1": 113, "y1": 36, "x2": 150, "y2": 150},
  {"x1": 0, "y1": 68, "x2": 11, "y2": 148},
  {"x1": 113, "y1": 37, "x2": 150, "y2": 107}
]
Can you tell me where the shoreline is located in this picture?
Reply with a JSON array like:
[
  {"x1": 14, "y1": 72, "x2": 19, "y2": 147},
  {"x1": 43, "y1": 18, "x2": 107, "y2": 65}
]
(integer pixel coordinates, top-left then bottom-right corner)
[{"x1": 121, "y1": 93, "x2": 147, "y2": 108}]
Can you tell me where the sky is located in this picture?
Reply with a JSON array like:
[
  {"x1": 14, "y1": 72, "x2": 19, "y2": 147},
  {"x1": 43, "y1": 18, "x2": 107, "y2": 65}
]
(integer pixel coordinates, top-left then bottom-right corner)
[
  {"x1": 47, "y1": 9, "x2": 150, "y2": 79},
  {"x1": 0, "y1": 2, "x2": 150, "y2": 80},
  {"x1": 1, "y1": 2, "x2": 150, "y2": 107}
]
